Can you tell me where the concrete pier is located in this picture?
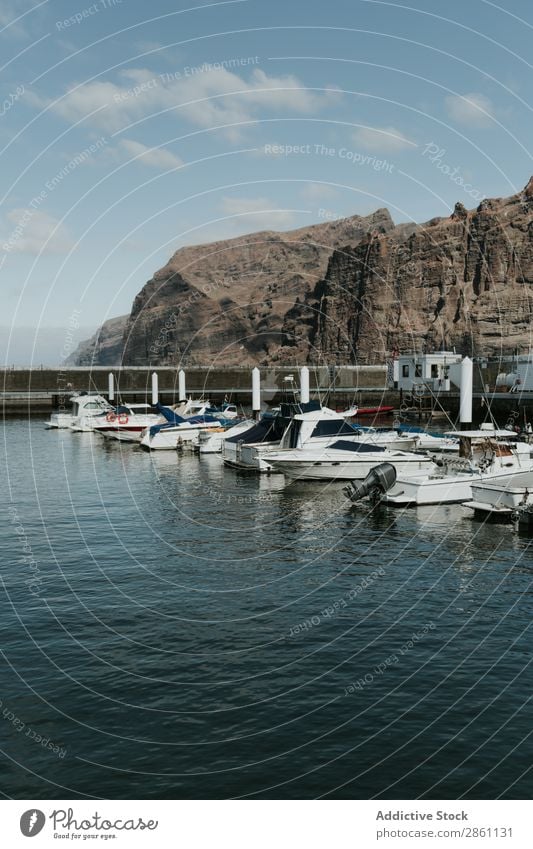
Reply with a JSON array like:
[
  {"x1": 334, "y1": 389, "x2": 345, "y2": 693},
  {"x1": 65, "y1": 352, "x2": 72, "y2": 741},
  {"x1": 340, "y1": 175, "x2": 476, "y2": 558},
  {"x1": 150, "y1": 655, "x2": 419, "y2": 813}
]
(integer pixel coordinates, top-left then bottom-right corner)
[
  {"x1": 3, "y1": 364, "x2": 533, "y2": 422},
  {"x1": 1, "y1": 365, "x2": 389, "y2": 415}
]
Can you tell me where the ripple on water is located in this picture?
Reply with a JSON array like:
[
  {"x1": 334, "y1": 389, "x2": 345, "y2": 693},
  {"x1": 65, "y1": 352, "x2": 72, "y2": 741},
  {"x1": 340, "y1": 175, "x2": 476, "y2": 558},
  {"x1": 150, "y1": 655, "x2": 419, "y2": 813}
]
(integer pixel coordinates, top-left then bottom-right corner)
[{"x1": 1, "y1": 419, "x2": 532, "y2": 798}]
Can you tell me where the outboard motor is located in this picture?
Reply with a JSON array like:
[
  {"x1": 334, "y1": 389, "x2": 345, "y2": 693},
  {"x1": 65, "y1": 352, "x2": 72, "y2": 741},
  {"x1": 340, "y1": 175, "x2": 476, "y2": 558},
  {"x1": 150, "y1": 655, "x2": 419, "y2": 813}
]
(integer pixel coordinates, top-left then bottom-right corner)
[{"x1": 343, "y1": 463, "x2": 397, "y2": 505}]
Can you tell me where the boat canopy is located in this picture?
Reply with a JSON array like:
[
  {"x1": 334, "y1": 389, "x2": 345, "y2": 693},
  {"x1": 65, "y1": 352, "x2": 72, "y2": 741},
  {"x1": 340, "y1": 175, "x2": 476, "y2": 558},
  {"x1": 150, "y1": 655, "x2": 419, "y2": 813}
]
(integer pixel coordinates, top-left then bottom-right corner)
[
  {"x1": 149, "y1": 404, "x2": 219, "y2": 436},
  {"x1": 156, "y1": 403, "x2": 187, "y2": 424},
  {"x1": 329, "y1": 440, "x2": 386, "y2": 453},
  {"x1": 225, "y1": 418, "x2": 284, "y2": 445}
]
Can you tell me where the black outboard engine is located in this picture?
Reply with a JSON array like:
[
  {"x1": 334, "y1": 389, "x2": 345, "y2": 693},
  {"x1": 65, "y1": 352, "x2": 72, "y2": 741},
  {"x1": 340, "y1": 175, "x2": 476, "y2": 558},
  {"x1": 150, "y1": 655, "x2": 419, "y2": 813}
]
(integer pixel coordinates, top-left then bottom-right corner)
[{"x1": 343, "y1": 463, "x2": 397, "y2": 505}]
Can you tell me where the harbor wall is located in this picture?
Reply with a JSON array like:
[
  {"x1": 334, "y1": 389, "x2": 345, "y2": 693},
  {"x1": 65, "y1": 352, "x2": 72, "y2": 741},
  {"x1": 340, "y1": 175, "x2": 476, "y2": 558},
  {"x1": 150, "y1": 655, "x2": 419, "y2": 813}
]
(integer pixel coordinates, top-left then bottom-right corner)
[
  {"x1": 3, "y1": 365, "x2": 533, "y2": 421},
  {"x1": 1, "y1": 365, "x2": 389, "y2": 415}
]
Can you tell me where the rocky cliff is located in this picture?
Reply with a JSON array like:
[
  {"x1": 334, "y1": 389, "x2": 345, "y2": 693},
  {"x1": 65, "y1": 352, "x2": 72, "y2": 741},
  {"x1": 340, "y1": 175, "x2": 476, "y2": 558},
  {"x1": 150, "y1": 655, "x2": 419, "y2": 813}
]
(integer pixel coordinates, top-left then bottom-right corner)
[
  {"x1": 64, "y1": 314, "x2": 128, "y2": 366},
  {"x1": 120, "y1": 209, "x2": 396, "y2": 366},
  {"x1": 72, "y1": 179, "x2": 533, "y2": 366},
  {"x1": 314, "y1": 179, "x2": 533, "y2": 362}
]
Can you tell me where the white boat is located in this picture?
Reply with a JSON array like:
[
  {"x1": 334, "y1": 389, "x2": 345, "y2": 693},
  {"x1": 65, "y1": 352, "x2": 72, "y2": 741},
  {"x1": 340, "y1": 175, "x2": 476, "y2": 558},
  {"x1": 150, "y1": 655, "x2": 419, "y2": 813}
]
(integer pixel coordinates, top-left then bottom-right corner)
[
  {"x1": 91, "y1": 404, "x2": 162, "y2": 441},
  {"x1": 222, "y1": 414, "x2": 286, "y2": 471},
  {"x1": 267, "y1": 440, "x2": 437, "y2": 481},
  {"x1": 222, "y1": 405, "x2": 382, "y2": 473},
  {"x1": 46, "y1": 393, "x2": 111, "y2": 429},
  {"x1": 172, "y1": 398, "x2": 239, "y2": 419},
  {"x1": 207, "y1": 402, "x2": 239, "y2": 420},
  {"x1": 398, "y1": 426, "x2": 459, "y2": 453},
  {"x1": 382, "y1": 430, "x2": 533, "y2": 506},
  {"x1": 196, "y1": 419, "x2": 254, "y2": 454},
  {"x1": 174, "y1": 398, "x2": 210, "y2": 417},
  {"x1": 139, "y1": 409, "x2": 223, "y2": 450},
  {"x1": 464, "y1": 472, "x2": 533, "y2": 520}
]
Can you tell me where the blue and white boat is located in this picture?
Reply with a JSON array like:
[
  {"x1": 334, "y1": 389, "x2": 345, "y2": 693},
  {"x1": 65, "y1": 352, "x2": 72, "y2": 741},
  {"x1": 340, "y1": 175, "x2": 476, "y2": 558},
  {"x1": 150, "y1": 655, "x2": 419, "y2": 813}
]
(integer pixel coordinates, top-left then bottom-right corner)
[{"x1": 139, "y1": 404, "x2": 231, "y2": 450}]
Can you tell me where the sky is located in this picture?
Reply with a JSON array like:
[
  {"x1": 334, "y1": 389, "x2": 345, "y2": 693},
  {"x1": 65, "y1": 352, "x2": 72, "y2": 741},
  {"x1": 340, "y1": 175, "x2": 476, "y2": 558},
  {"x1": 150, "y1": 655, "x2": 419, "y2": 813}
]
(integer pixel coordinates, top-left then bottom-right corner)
[{"x1": 1, "y1": 0, "x2": 532, "y2": 362}]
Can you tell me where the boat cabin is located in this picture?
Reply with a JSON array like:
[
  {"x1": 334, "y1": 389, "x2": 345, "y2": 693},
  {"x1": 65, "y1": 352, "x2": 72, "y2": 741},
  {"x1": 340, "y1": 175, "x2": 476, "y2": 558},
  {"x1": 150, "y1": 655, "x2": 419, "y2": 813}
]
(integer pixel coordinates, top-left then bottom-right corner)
[
  {"x1": 71, "y1": 393, "x2": 110, "y2": 416},
  {"x1": 279, "y1": 408, "x2": 357, "y2": 450}
]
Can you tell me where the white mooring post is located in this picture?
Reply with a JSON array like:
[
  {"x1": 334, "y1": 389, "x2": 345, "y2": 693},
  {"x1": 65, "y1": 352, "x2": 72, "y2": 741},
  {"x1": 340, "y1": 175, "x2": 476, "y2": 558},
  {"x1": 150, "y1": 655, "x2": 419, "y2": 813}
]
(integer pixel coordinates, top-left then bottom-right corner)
[
  {"x1": 151, "y1": 372, "x2": 159, "y2": 406},
  {"x1": 252, "y1": 367, "x2": 261, "y2": 419},
  {"x1": 300, "y1": 366, "x2": 310, "y2": 404},
  {"x1": 460, "y1": 356, "x2": 473, "y2": 427},
  {"x1": 108, "y1": 372, "x2": 114, "y2": 402},
  {"x1": 178, "y1": 369, "x2": 186, "y2": 403}
]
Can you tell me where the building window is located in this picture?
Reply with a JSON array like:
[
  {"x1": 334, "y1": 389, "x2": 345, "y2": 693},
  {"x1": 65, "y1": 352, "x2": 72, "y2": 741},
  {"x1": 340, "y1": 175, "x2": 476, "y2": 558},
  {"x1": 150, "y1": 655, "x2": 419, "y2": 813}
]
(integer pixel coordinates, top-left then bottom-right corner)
[
  {"x1": 415, "y1": 364, "x2": 422, "y2": 377},
  {"x1": 431, "y1": 364, "x2": 439, "y2": 378},
  {"x1": 402, "y1": 365, "x2": 410, "y2": 377}
]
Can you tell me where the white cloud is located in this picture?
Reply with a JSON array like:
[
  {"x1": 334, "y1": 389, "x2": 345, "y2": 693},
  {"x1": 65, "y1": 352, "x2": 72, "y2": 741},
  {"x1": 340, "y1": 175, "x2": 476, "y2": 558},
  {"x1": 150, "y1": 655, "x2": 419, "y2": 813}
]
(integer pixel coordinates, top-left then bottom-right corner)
[
  {"x1": 2, "y1": 209, "x2": 73, "y2": 255},
  {"x1": 119, "y1": 139, "x2": 182, "y2": 169},
  {"x1": 220, "y1": 196, "x2": 297, "y2": 230},
  {"x1": 445, "y1": 93, "x2": 495, "y2": 127},
  {"x1": 0, "y1": 0, "x2": 34, "y2": 34},
  {"x1": 353, "y1": 126, "x2": 416, "y2": 152},
  {"x1": 301, "y1": 183, "x2": 339, "y2": 201},
  {"x1": 39, "y1": 66, "x2": 340, "y2": 138}
]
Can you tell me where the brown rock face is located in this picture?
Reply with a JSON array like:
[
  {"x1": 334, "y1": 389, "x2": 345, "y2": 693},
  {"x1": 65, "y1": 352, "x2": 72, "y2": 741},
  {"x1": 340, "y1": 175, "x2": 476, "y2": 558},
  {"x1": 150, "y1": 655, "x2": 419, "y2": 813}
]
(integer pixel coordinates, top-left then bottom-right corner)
[
  {"x1": 65, "y1": 314, "x2": 128, "y2": 366},
  {"x1": 72, "y1": 179, "x2": 533, "y2": 366},
  {"x1": 315, "y1": 180, "x2": 533, "y2": 362},
  {"x1": 120, "y1": 210, "x2": 395, "y2": 366}
]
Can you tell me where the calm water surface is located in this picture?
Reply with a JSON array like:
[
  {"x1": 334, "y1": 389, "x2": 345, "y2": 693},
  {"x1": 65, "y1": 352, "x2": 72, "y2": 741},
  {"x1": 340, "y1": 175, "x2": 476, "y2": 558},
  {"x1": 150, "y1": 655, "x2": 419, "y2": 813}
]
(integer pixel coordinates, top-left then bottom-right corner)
[{"x1": 1, "y1": 418, "x2": 532, "y2": 799}]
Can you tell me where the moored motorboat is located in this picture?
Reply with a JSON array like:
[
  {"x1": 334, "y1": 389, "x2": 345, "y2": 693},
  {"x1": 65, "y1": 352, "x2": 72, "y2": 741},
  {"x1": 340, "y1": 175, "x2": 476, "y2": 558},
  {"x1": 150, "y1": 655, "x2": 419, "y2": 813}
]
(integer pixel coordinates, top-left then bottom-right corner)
[
  {"x1": 206, "y1": 402, "x2": 239, "y2": 420},
  {"x1": 223, "y1": 404, "x2": 418, "y2": 473},
  {"x1": 196, "y1": 419, "x2": 254, "y2": 454},
  {"x1": 382, "y1": 430, "x2": 533, "y2": 506},
  {"x1": 464, "y1": 472, "x2": 533, "y2": 521},
  {"x1": 222, "y1": 411, "x2": 289, "y2": 471},
  {"x1": 397, "y1": 425, "x2": 459, "y2": 453},
  {"x1": 91, "y1": 404, "x2": 162, "y2": 441},
  {"x1": 139, "y1": 404, "x2": 226, "y2": 450},
  {"x1": 267, "y1": 440, "x2": 437, "y2": 481},
  {"x1": 46, "y1": 393, "x2": 111, "y2": 429}
]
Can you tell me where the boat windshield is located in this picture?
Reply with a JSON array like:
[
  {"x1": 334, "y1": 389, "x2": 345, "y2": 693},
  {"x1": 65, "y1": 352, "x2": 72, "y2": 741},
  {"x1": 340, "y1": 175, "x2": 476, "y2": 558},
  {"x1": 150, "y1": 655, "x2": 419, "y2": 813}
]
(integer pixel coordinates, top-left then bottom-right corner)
[
  {"x1": 310, "y1": 420, "x2": 356, "y2": 438},
  {"x1": 282, "y1": 419, "x2": 303, "y2": 449},
  {"x1": 330, "y1": 440, "x2": 385, "y2": 453}
]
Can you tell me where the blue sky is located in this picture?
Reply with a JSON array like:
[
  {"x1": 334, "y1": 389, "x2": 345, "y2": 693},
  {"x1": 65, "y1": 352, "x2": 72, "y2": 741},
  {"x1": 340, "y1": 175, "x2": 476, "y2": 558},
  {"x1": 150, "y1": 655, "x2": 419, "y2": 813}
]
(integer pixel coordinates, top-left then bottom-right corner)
[{"x1": 1, "y1": 0, "x2": 532, "y2": 361}]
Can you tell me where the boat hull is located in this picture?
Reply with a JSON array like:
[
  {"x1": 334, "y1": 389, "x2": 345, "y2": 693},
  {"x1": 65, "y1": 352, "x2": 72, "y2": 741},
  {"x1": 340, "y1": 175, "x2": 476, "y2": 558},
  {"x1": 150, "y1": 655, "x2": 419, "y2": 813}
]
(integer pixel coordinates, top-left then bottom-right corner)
[
  {"x1": 268, "y1": 456, "x2": 435, "y2": 481},
  {"x1": 463, "y1": 472, "x2": 533, "y2": 520},
  {"x1": 96, "y1": 427, "x2": 146, "y2": 442},
  {"x1": 46, "y1": 414, "x2": 75, "y2": 429},
  {"x1": 196, "y1": 421, "x2": 252, "y2": 454},
  {"x1": 140, "y1": 425, "x2": 217, "y2": 450},
  {"x1": 384, "y1": 461, "x2": 533, "y2": 506}
]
